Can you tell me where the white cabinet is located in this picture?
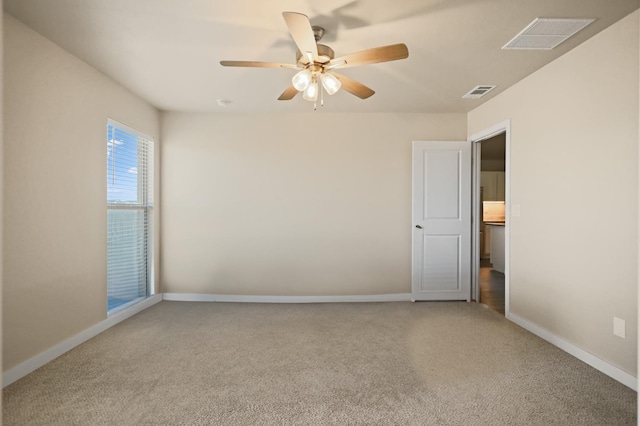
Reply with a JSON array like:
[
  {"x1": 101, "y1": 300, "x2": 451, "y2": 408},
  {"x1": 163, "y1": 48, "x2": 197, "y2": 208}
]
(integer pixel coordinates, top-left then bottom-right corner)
[
  {"x1": 481, "y1": 171, "x2": 505, "y2": 201},
  {"x1": 483, "y1": 225, "x2": 491, "y2": 258},
  {"x1": 481, "y1": 172, "x2": 496, "y2": 201},
  {"x1": 487, "y1": 224, "x2": 505, "y2": 273},
  {"x1": 496, "y1": 172, "x2": 505, "y2": 201}
]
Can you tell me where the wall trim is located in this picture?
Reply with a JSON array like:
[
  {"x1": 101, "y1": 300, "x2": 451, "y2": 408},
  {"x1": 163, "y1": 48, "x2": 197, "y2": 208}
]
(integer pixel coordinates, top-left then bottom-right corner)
[
  {"x1": 507, "y1": 312, "x2": 637, "y2": 391},
  {"x1": 2, "y1": 294, "x2": 163, "y2": 388},
  {"x1": 162, "y1": 293, "x2": 412, "y2": 303}
]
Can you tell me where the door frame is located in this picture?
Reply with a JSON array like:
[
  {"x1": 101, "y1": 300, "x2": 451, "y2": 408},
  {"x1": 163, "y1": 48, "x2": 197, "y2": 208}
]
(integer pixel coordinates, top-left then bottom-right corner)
[{"x1": 469, "y1": 120, "x2": 511, "y2": 315}]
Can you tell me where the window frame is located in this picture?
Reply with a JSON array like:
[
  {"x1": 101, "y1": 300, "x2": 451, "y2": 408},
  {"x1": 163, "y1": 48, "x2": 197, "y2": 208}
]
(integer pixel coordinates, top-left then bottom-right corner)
[{"x1": 106, "y1": 118, "x2": 154, "y2": 315}]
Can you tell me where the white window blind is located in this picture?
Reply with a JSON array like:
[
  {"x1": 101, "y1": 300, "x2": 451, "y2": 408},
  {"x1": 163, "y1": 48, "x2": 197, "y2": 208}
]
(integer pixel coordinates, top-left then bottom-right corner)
[{"x1": 107, "y1": 120, "x2": 154, "y2": 313}]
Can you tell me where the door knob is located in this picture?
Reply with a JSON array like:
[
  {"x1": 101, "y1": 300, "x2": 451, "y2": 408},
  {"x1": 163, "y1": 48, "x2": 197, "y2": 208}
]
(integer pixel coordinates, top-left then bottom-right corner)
[{"x1": 415, "y1": 225, "x2": 423, "y2": 229}]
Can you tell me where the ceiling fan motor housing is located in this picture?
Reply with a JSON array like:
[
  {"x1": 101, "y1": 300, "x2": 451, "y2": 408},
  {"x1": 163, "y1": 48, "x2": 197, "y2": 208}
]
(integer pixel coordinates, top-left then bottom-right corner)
[{"x1": 296, "y1": 44, "x2": 335, "y2": 66}]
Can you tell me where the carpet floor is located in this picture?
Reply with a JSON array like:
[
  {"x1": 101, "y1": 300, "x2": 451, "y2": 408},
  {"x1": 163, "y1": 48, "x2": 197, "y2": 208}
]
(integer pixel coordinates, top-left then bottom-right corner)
[{"x1": 3, "y1": 301, "x2": 637, "y2": 425}]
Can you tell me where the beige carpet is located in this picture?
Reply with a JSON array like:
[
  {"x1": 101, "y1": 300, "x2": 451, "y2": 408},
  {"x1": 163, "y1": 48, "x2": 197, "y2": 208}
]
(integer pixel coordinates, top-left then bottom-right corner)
[{"x1": 3, "y1": 301, "x2": 637, "y2": 425}]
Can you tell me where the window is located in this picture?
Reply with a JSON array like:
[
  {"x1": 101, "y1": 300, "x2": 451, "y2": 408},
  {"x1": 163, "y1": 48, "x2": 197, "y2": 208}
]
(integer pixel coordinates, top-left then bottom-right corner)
[{"x1": 106, "y1": 119, "x2": 154, "y2": 313}]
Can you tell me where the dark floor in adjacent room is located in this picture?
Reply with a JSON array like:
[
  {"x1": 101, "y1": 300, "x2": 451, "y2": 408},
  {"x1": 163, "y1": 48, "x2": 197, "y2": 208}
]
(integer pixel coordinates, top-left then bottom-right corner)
[{"x1": 479, "y1": 258, "x2": 505, "y2": 315}]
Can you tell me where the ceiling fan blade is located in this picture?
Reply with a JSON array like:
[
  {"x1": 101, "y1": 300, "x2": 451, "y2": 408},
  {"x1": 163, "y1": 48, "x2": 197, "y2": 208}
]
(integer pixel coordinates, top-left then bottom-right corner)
[
  {"x1": 220, "y1": 60, "x2": 299, "y2": 70},
  {"x1": 282, "y1": 12, "x2": 318, "y2": 61},
  {"x1": 333, "y1": 73, "x2": 375, "y2": 99},
  {"x1": 278, "y1": 85, "x2": 300, "y2": 100},
  {"x1": 330, "y1": 43, "x2": 409, "y2": 69}
]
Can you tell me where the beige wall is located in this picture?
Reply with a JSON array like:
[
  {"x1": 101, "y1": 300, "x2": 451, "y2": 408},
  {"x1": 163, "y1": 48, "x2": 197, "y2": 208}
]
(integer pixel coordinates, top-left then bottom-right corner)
[
  {"x1": 161, "y1": 112, "x2": 466, "y2": 296},
  {"x1": 469, "y1": 11, "x2": 639, "y2": 375},
  {"x1": 3, "y1": 15, "x2": 160, "y2": 371}
]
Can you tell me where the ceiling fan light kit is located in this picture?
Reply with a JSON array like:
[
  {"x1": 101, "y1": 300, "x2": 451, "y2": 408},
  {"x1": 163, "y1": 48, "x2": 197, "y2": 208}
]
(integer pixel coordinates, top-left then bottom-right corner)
[
  {"x1": 292, "y1": 69, "x2": 312, "y2": 91},
  {"x1": 220, "y1": 11, "x2": 409, "y2": 109},
  {"x1": 321, "y1": 73, "x2": 341, "y2": 95},
  {"x1": 303, "y1": 80, "x2": 319, "y2": 102}
]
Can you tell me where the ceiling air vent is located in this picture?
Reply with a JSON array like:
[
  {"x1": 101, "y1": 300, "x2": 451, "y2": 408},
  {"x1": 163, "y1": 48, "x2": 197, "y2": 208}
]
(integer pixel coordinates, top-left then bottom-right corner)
[
  {"x1": 462, "y1": 85, "x2": 496, "y2": 99},
  {"x1": 503, "y1": 18, "x2": 595, "y2": 50}
]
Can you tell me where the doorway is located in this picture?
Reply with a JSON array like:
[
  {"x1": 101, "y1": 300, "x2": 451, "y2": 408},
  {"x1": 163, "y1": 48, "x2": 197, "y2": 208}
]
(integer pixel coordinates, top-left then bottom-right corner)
[{"x1": 470, "y1": 121, "x2": 510, "y2": 316}]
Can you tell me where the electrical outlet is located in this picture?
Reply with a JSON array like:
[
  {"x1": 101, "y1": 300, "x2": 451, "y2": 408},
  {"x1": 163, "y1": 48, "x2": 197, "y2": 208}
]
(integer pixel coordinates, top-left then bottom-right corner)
[{"x1": 613, "y1": 317, "x2": 625, "y2": 339}]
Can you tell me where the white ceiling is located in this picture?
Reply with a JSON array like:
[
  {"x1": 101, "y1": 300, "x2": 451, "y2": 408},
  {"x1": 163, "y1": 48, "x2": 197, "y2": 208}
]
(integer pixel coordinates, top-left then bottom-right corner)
[{"x1": 5, "y1": 0, "x2": 638, "y2": 113}]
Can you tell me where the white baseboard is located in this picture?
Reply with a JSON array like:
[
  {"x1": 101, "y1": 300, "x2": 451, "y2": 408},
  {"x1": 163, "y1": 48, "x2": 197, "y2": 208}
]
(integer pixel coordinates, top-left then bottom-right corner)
[
  {"x1": 3, "y1": 294, "x2": 163, "y2": 388},
  {"x1": 162, "y1": 293, "x2": 412, "y2": 303},
  {"x1": 507, "y1": 312, "x2": 637, "y2": 391}
]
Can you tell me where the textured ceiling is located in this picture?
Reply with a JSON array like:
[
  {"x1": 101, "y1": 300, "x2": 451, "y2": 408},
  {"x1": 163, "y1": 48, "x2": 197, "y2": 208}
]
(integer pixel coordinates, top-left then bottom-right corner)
[{"x1": 4, "y1": 0, "x2": 638, "y2": 113}]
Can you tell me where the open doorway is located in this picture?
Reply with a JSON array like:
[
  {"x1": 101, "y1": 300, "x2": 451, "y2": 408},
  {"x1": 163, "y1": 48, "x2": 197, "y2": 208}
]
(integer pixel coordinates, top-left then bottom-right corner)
[
  {"x1": 470, "y1": 121, "x2": 510, "y2": 316},
  {"x1": 478, "y1": 133, "x2": 506, "y2": 314}
]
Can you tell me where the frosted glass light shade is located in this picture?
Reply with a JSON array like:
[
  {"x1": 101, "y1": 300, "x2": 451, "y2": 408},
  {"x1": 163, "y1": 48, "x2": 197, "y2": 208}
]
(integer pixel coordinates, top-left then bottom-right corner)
[
  {"x1": 292, "y1": 70, "x2": 312, "y2": 91},
  {"x1": 303, "y1": 82, "x2": 318, "y2": 101},
  {"x1": 321, "y1": 73, "x2": 341, "y2": 95}
]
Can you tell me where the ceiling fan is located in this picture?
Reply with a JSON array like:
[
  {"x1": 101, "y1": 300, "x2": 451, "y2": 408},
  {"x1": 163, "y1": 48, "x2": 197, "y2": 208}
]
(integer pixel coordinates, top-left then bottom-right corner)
[{"x1": 220, "y1": 12, "x2": 409, "y2": 108}]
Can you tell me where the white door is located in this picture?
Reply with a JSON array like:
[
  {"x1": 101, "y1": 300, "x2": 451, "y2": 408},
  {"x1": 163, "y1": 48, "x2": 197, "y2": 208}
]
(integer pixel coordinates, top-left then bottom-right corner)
[{"x1": 412, "y1": 141, "x2": 472, "y2": 301}]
